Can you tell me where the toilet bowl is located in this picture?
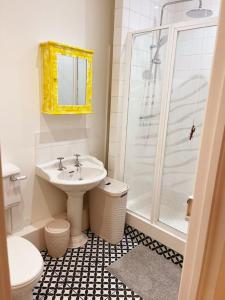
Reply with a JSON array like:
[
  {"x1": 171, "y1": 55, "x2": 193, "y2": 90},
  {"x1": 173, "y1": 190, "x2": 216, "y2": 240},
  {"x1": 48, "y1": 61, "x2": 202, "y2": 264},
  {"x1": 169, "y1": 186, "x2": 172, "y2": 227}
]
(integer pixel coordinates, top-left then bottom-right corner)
[
  {"x1": 2, "y1": 163, "x2": 44, "y2": 300},
  {"x1": 7, "y1": 236, "x2": 44, "y2": 300}
]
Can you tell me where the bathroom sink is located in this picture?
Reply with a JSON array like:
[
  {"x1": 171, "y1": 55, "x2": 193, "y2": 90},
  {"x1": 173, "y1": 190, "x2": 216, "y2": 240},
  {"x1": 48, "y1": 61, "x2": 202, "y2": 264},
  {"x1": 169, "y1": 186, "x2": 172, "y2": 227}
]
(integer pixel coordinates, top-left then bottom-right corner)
[
  {"x1": 36, "y1": 156, "x2": 107, "y2": 193},
  {"x1": 56, "y1": 166, "x2": 105, "y2": 191},
  {"x1": 36, "y1": 155, "x2": 107, "y2": 248}
]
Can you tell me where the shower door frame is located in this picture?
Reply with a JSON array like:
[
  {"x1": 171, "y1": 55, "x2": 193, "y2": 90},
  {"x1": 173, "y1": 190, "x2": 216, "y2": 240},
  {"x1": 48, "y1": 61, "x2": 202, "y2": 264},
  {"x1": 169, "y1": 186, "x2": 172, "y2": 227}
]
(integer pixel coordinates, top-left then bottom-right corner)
[{"x1": 121, "y1": 17, "x2": 218, "y2": 247}]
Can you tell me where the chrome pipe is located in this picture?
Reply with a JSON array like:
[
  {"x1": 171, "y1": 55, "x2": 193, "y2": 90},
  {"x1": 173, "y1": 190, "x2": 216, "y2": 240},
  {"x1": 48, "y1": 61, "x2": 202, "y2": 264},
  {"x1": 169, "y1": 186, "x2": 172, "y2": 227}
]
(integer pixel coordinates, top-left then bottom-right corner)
[{"x1": 160, "y1": 0, "x2": 194, "y2": 25}]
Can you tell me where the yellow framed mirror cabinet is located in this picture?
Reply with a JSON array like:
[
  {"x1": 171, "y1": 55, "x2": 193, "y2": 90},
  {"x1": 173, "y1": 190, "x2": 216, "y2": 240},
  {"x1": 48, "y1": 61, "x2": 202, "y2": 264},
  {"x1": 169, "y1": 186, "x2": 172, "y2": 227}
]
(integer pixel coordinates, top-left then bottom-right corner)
[{"x1": 40, "y1": 41, "x2": 94, "y2": 114}]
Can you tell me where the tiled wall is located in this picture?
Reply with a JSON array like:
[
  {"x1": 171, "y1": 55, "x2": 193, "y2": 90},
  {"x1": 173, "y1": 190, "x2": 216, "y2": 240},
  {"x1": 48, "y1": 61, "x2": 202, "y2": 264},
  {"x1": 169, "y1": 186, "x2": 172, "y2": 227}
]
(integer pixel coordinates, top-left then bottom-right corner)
[
  {"x1": 109, "y1": 0, "x2": 166, "y2": 178},
  {"x1": 108, "y1": 0, "x2": 220, "y2": 234},
  {"x1": 35, "y1": 131, "x2": 89, "y2": 165},
  {"x1": 108, "y1": 0, "x2": 221, "y2": 180}
]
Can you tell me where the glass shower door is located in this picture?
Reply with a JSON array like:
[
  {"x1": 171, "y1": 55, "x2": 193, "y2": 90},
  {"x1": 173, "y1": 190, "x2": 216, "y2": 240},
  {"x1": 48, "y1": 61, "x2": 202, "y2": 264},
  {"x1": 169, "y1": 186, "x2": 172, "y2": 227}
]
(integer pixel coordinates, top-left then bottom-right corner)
[
  {"x1": 124, "y1": 28, "x2": 169, "y2": 219},
  {"x1": 158, "y1": 25, "x2": 217, "y2": 233}
]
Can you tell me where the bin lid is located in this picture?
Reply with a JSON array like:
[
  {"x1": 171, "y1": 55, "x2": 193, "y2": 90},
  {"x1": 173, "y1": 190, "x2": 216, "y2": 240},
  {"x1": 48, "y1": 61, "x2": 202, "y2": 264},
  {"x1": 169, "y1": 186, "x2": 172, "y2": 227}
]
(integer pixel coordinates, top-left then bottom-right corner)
[
  {"x1": 45, "y1": 219, "x2": 70, "y2": 234},
  {"x1": 96, "y1": 177, "x2": 128, "y2": 196}
]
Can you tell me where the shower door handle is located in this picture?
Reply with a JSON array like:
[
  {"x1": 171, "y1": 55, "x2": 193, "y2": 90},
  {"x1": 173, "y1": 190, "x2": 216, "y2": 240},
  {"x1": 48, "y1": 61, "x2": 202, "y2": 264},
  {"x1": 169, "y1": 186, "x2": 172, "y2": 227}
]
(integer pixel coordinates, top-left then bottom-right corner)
[{"x1": 185, "y1": 196, "x2": 194, "y2": 221}]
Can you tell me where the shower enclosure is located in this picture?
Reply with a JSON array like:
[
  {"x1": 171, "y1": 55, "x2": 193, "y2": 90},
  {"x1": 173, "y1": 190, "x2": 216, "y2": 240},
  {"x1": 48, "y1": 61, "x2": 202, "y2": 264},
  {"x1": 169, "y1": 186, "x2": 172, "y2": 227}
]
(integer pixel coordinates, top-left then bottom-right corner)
[{"x1": 122, "y1": 18, "x2": 217, "y2": 247}]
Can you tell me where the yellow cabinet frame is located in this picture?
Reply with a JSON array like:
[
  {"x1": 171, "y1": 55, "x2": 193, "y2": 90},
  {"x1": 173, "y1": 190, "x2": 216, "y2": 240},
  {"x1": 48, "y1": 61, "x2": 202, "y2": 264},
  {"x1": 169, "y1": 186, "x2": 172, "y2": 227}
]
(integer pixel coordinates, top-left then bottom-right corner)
[{"x1": 40, "y1": 41, "x2": 94, "y2": 114}]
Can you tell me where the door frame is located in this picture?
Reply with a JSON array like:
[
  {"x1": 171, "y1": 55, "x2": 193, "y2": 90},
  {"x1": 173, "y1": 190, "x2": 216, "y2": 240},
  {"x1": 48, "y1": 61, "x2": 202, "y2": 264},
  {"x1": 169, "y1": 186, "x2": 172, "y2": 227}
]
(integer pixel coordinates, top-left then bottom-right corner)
[
  {"x1": 179, "y1": 1, "x2": 225, "y2": 298},
  {"x1": 0, "y1": 150, "x2": 11, "y2": 299}
]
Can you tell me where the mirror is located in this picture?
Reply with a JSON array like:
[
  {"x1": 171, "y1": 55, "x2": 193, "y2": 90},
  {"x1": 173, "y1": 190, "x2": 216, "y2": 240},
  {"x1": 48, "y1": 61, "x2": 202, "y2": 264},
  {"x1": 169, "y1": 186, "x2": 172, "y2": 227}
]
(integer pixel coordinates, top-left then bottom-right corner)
[
  {"x1": 57, "y1": 54, "x2": 87, "y2": 106},
  {"x1": 40, "y1": 41, "x2": 93, "y2": 115}
]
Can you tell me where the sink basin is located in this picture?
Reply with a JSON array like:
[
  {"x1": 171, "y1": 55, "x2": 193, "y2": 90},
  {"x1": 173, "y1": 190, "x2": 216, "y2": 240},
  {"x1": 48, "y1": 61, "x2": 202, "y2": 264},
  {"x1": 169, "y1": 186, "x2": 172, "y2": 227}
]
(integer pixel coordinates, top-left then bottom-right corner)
[
  {"x1": 36, "y1": 157, "x2": 107, "y2": 193},
  {"x1": 36, "y1": 155, "x2": 107, "y2": 248}
]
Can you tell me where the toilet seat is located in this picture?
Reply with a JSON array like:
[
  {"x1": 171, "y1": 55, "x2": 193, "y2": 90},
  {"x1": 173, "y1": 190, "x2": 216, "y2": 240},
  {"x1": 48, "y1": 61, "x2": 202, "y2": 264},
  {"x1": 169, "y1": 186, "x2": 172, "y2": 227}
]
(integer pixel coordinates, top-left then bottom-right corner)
[{"x1": 7, "y1": 236, "x2": 43, "y2": 289}]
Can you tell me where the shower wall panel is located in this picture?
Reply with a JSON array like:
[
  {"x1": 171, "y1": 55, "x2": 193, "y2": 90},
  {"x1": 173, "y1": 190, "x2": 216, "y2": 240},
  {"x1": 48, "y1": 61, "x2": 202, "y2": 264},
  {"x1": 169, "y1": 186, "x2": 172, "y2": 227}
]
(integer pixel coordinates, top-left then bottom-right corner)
[
  {"x1": 158, "y1": 25, "x2": 217, "y2": 233},
  {"x1": 123, "y1": 20, "x2": 217, "y2": 234},
  {"x1": 124, "y1": 28, "x2": 169, "y2": 219}
]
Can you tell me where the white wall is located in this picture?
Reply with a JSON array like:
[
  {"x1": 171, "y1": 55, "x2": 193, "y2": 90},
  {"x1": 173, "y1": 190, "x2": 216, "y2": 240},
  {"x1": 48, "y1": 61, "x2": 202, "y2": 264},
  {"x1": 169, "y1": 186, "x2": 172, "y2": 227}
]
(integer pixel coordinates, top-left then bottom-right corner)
[{"x1": 0, "y1": 0, "x2": 114, "y2": 230}]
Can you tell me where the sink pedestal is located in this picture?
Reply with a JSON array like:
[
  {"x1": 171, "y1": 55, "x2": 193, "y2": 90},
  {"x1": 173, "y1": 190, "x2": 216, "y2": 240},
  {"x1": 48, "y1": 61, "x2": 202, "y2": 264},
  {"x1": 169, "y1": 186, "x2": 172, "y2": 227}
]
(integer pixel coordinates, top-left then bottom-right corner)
[
  {"x1": 36, "y1": 155, "x2": 107, "y2": 249},
  {"x1": 67, "y1": 191, "x2": 88, "y2": 248}
]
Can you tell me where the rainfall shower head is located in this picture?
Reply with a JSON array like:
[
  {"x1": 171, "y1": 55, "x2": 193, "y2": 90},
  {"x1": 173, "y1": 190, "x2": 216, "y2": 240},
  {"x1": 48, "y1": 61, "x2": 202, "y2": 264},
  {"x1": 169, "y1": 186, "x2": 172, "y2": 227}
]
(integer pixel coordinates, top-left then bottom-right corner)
[{"x1": 186, "y1": 0, "x2": 213, "y2": 18}]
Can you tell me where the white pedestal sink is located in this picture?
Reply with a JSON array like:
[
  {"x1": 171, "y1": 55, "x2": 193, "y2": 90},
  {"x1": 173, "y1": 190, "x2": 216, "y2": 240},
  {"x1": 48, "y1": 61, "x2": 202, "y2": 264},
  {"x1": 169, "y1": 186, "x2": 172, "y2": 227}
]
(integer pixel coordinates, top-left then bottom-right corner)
[{"x1": 36, "y1": 155, "x2": 107, "y2": 248}]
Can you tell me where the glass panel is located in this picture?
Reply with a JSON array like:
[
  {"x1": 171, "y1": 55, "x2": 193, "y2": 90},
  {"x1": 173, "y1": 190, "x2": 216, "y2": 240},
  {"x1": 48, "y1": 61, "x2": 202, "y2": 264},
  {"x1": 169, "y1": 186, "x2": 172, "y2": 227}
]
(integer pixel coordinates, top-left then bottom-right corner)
[
  {"x1": 159, "y1": 26, "x2": 217, "y2": 233},
  {"x1": 124, "y1": 28, "x2": 169, "y2": 219},
  {"x1": 58, "y1": 54, "x2": 75, "y2": 105},
  {"x1": 57, "y1": 54, "x2": 87, "y2": 105},
  {"x1": 77, "y1": 58, "x2": 87, "y2": 105}
]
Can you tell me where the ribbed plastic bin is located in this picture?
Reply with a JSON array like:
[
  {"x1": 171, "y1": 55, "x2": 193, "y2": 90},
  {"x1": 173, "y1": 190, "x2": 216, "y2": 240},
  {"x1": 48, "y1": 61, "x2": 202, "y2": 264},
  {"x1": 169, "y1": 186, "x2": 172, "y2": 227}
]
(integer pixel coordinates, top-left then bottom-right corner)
[
  {"x1": 45, "y1": 219, "x2": 70, "y2": 258},
  {"x1": 89, "y1": 177, "x2": 129, "y2": 244}
]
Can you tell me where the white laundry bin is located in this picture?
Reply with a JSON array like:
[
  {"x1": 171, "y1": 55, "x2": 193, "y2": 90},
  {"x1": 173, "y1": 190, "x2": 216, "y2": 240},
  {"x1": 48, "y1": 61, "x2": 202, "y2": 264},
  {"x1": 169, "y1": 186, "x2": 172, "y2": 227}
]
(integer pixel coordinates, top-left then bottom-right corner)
[
  {"x1": 89, "y1": 177, "x2": 129, "y2": 244},
  {"x1": 45, "y1": 219, "x2": 70, "y2": 258}
]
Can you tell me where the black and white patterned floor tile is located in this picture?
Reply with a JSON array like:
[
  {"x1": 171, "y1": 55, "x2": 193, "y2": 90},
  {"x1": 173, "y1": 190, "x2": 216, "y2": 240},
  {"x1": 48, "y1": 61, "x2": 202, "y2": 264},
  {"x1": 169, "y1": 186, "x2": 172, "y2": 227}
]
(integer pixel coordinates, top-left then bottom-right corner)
[
  {"x1": 33, "y1": 225, "x2": 183, "y2": 299},
  {"x1": 33, "y1": 229, "x2": 141, "y2": 300},
  {"x1": 124, "y1": 225, "x2": 183, "y2": 267}
]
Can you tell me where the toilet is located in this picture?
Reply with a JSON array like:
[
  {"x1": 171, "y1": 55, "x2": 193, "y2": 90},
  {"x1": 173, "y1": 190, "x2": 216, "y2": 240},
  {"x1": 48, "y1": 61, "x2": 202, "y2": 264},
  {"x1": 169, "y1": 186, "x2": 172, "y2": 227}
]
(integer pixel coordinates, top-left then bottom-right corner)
[{"x1": 2, "y1": 163, "x2": 43, "y2": 300}]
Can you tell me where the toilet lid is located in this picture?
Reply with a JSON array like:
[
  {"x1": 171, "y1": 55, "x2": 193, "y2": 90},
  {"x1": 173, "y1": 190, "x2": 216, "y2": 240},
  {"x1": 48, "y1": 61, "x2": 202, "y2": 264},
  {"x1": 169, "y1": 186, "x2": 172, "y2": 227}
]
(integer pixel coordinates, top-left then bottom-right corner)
[{"x1": 7, "y1": 236, "x2": 43, "y2": 288}]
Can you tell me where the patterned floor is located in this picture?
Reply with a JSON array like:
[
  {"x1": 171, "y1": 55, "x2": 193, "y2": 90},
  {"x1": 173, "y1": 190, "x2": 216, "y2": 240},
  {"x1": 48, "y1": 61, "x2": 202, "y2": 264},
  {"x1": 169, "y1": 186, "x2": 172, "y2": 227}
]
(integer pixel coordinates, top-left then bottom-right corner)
[{"x1": 33, "y1": 225, "x2": 183, "y2": 300}]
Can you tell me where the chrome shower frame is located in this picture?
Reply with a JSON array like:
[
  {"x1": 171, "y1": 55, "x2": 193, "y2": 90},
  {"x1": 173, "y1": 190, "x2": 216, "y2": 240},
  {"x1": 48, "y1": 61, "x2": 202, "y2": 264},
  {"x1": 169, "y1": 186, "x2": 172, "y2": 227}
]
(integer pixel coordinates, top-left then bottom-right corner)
[{"x1": 118, "y1": 17, "x2": 218, "y2": 254}]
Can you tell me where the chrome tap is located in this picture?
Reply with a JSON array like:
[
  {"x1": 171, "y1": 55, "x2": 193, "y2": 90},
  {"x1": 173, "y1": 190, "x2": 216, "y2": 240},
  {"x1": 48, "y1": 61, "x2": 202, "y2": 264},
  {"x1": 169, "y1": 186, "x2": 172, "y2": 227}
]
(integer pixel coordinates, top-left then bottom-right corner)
[
  {"x1": 74, "y1": 154, "x2": 82, "y2": 168},
  {"x1": 57, "y1": 157, "x2": 66, "y2": 171},
  {"x1": 74, "y1": 154, "x2": 83, "y2": 180}
]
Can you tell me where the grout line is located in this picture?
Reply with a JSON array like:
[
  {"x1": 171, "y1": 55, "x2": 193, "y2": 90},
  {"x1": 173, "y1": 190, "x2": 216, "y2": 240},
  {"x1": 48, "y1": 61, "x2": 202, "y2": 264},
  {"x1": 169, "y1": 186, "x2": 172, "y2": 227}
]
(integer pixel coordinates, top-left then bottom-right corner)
[
  {"x1": 48, "y1": 265, "x2": 85, "y2": 299},
  {"x1": 38, "y1": 232, "x2": 142, "y2": 299},
  {"x1": 38, "y1": 229, "x2": 182, "y2": 298}
]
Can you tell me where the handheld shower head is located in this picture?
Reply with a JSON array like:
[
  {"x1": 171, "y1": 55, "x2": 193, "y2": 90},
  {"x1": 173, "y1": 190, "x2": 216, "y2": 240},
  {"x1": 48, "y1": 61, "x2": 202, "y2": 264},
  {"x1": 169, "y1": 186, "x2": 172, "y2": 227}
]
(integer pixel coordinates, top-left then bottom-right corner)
[
  {"x1": 152, "y1": 35, "x2": 168, "y2": 64},
  {"x1": 158, "y1": 35, "x2": 168, "y2": 48}
]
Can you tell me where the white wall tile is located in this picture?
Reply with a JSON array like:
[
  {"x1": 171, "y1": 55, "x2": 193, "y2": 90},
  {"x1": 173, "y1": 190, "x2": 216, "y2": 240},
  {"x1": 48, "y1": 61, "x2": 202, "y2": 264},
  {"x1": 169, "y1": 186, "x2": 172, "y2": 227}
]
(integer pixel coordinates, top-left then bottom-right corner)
[
  {"x1": 110, "y1": 112, "x2": 123, "y2": 128},
  {"x1": 115, "y1": 0, "x2": 123, "y2": 9},
  {"x1": 113, "y1": 27, "x2": 123, "y2": 45},
  {"x1": 112, "y1": 63, "x2": 126, "y2": 80},
  {"x1": 129, "y1": 11, "x2": 140, "y2": 29},
  {"x1": 109, "y1": 127, "x2": 122, "y2": 143},
  {"x1": 111, "y1": 80, "x2": 124, "y2": 97},
  {"x1": 123, "y1": 0, "x2": 130, "y2": 9},
  {"x1": 110, "y1": 96, "x2": 124, "y2": 113},
  {"x1": 122, "y1": 8, "x2": 130, "y2": 28},
  {"x1": 108, "y1": 155, "x2": 116, "y2": 171},
  {"x1": 113, "y1": 45, "x2": 127, "y2": 63},
  {"x1": 114, "y1": 8, "x2": 123, "y2": 27},
  {"x1": 107, "y1": 169, "x2": 114, "y2": 178},
  {"x1": 108, "y1": 141, "x2": 120, "y2": 156},
  {"x1": 130, "y1": 0, "x2": 140, "y2": 13},
  {"x1": 36, "y1": 139, "x2": 89, "y2": 164}
]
